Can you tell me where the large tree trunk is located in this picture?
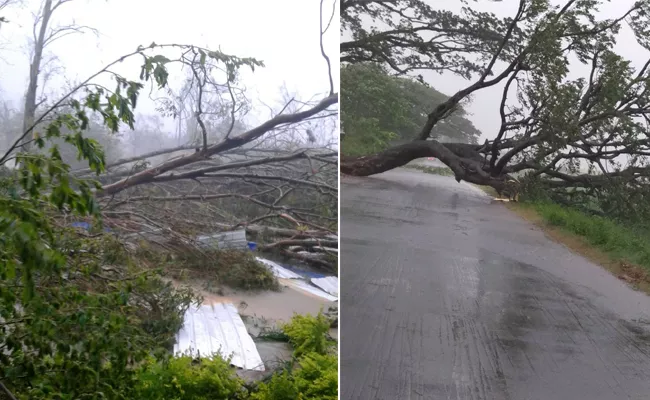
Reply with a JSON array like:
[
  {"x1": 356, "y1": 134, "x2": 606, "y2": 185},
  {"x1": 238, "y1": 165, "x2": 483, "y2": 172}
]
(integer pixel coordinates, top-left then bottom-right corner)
[{"x1": 340, "y1": 139, "x2": 509, "y2": 191}]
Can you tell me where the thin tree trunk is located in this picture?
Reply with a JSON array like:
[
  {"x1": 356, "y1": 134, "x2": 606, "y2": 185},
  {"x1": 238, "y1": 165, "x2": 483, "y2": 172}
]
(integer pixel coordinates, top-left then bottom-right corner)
[{"x1": 21, "y1": 0, "x2": 53, "y2": 154}]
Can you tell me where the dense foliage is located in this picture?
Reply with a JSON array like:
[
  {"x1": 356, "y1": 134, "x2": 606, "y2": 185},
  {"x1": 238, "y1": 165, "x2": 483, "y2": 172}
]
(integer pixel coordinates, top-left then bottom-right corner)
[
  {"x1": 341, "y1": 63, "x2": 481, "y2": 156},
  {"x1": 132, "y1": 313, "x2": 337, "y2": 400},
  {"x1": 252, "y1": 313, "x2": 337, "y2": 400},
  {"x1": 341, "y1": 0, "x2": 515, "y2": 78},
  {"x1": 0, "y1": 45, "x2": 259, "y2": 399}
]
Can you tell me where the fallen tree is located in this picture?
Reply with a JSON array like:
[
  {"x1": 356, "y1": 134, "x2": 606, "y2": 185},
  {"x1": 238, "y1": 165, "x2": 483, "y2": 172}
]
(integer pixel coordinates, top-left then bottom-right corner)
[
  {"x1": 1, "y1": 15, "x2": 339, "y2": 270},
  {"x1": 0, "y1": 1, "x2": 338, "y2": 397},
  {"x1": 341, "y1": 0, "x2": 650, "y2": 218}
]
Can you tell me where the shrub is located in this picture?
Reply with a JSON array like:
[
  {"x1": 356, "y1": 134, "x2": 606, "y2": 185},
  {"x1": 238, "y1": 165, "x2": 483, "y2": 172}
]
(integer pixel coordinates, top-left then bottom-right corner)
[
  {"x1": 133, "y1": 356, "x2": 248, "y2": 400},
  {"x1": 251, "y1": 353, "x2": 337, "y2": 400},
  {"x1": 281, "y1": 313, "x2": 335, "y2": 357},
  {"x1": 251, "y1": 313, "x2": 338, "y2": 400}
]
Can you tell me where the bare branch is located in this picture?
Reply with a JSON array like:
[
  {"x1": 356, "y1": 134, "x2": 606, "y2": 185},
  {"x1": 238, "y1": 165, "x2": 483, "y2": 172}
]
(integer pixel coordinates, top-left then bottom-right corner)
[{"x1": 319, "y1": 0, "x2": 335, "y2": 95}]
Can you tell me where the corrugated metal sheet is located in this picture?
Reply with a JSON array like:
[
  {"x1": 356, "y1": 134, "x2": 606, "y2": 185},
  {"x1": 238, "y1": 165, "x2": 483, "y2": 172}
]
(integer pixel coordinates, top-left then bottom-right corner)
[
  {"x1": 174, "y1": 303, "x2": 265, "y2": 371},
  {"x1": 256, "y1": 257, "x2": 337, "y2": 302},
  {"x1": 311, "y1": 276, "x2": 338, "y2": 297},
  {"x1": 284, "y1": 280, "x2": 338, "y2": 302},
  {"x1": 255, "y1": 257, "x2": 302, "y2": 279},
  {"x1": 282, "y1": 265, "x2": 327, "y2": 279},
  {"x1": 197, "y1": 229, "x2": 248, "y2": 250}
]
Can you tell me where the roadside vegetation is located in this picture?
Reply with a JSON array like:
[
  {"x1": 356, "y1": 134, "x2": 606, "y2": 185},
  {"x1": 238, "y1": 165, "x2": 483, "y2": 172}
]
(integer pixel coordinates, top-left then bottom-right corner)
[
  {"x1": 509, "y1": 201, "x2": 650, "y2": 291},
  {"x1": 135, "y1": 313, "x2": 337, "y2": 400},
  {"x1": 402, "y1": 164, "x2": 455, "y2": 177}
]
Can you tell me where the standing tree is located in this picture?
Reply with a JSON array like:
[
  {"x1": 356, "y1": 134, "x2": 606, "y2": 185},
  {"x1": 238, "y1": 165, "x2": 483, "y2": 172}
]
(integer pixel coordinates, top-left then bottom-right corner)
[
  {"x1": 341, "y1": 62, "x2": 481, "y2": 157},
  {"x1": 341, "y1": 0, "x2": 650, "y2": 220},
  {"x1": 21, "y1": 0, "x2": 97, "y2": 154}
]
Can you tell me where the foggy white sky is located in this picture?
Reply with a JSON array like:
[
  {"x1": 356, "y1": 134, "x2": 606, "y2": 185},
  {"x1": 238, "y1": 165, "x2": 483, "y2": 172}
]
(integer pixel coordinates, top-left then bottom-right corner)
[{"x1": 0, "y1": 0, "x2": 339, "y2": 132}]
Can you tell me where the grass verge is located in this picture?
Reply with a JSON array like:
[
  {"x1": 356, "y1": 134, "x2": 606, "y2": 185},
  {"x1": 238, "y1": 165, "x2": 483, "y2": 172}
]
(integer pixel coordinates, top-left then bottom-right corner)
[
  {"x1": 508, "y1": 201, "x2": 650, "y2": 293},
  {"x1": 402, "y1": 163, "x2": 455, "y2": 176},
  {"x1": 474, "y1": 184, "x2": 500, "y2": 198}
]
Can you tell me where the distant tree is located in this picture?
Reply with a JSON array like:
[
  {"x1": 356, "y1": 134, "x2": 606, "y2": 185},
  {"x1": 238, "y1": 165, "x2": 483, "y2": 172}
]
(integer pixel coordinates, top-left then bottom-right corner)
[
  {"x1": 0, "y1": 100, "x2": 22, "y2": 152},
  {"x1": 20, "y1": 0, "x2": 97, "y2": 156},
  {"x1": 341, "y1": 63, "x2": 481, "y2": 156},
  {"x1": 395, "y1": 78, "x2": 481, "y2": 145}
]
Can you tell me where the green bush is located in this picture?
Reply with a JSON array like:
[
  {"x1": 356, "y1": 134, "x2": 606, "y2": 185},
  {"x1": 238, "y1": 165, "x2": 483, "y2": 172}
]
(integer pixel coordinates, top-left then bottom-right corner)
[
  {"x1": 251, "y1": 353, "x2": 337, "y2": 400},
  {"x1": 281, "y1": 313, "x2": 335, "y2": 357},
  {"x1": 252, "y1": 313, "x2": 338, "y2": 400},
  {"x1": 133, "y1": 356, "x2": 248, "y2": 400},
  {"x1": 291, "y1": 353, "x2": 338, "y2": 400},
  {"x1": 172, "y1": 249, "x2": 279, "y2": 291}
]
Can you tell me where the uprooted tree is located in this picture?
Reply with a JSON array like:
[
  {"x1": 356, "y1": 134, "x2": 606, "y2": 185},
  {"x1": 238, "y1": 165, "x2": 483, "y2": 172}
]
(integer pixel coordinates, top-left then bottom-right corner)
[{"x1": 341, "y1": 0, "x2": 650, "y2": 220}]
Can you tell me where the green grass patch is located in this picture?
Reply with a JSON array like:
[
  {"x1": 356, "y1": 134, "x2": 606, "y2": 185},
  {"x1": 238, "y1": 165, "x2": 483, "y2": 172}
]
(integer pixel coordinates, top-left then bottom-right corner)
[
  {"x1": 474, "y1": 184, "x2": 500, "y2": 198},
  {"x1": 521, "y1": 201, "x2": 650, "y2": 269},
  {"x1": 402, "y1": 164, "x2": 455, "y2": 176}
]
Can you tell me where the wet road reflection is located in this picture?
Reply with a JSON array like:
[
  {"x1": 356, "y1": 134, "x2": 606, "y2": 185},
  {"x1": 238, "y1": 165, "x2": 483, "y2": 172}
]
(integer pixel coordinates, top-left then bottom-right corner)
[{"x1": 340, "y1": 169, "x2": 650, "y2": 400}]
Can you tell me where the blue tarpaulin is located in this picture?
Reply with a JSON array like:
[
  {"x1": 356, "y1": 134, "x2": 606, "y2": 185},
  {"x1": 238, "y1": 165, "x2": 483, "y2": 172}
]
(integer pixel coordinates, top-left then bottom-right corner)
[{"x1": 70, "y1": 222, "x2": 111, "y2": 232}]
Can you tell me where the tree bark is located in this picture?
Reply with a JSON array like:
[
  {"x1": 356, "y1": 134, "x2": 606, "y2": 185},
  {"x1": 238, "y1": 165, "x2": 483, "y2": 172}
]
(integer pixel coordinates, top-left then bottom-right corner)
[
  {"x1": 21, "y1": 0, "x2": 53, "y2": 154},
  {"x1": 340, "y1": 139, "x2": 509, "y2": 191}
]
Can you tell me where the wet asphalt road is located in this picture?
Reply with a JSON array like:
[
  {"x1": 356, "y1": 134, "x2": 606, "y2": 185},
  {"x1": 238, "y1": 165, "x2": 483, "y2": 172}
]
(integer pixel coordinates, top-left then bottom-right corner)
[{"x1": 340, "y1": 168, "x2": 650, "y2": 400}]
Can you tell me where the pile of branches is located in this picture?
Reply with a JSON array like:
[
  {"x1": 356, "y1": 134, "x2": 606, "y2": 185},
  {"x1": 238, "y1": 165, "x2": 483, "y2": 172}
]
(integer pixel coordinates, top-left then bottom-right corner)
[
  {"x1": 91, "y1": 147, "x2": 338, "y2": 272},
  {"x1": 340, "y1": 0, "x2": 650, "y2": 219}
]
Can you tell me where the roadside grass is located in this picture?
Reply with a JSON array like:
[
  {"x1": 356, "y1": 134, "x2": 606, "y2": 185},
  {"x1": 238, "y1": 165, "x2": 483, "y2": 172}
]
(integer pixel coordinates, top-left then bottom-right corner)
[
  {"x1": 508, "y1": 201, "x2": 650, "y2": 293},
  {"x1": 474, "y1": 184, "x2": 500, "y2": 198},
  {"x1": 402, "y1": 163, "x2": 455, "y2": 176}
]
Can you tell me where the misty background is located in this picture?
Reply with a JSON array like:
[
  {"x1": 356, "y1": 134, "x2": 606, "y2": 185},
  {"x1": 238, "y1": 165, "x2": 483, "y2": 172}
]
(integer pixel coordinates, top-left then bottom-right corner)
[{"x1": 0, "y1": 0, "x2": 340, "y2": 164}]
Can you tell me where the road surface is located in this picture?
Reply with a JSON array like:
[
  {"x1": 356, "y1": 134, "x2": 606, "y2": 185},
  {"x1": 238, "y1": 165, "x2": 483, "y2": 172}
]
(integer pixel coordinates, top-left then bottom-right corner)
[{"x1": 340, "y1": 168, "x2": 650, "y2": 400}]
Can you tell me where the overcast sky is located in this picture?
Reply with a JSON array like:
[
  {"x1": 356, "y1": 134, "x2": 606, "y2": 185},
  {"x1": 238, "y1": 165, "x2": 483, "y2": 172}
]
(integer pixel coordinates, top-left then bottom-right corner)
[
  {"x1": 418, "y1": 0, "x2": 648, "y2": 142},
  {"x1": 0, "y1": 0, "x2": 339, "y2": 131}
]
